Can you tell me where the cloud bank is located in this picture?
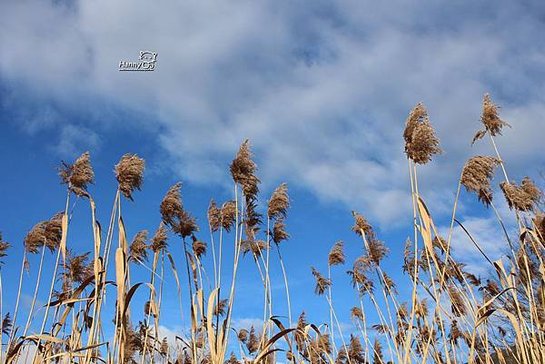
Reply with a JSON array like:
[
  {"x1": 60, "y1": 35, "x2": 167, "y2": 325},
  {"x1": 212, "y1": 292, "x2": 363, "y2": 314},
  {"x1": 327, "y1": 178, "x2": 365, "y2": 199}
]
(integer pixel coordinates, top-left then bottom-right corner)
[{"x1": 2, "y1": 0, "x2": 545, "y2": 225}]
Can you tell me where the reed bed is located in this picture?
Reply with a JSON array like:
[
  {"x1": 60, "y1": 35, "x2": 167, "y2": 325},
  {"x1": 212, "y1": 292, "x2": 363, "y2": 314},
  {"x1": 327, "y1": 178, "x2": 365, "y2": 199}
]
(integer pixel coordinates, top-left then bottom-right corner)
[{"x1": 0, "y1": 93, "x2": 544, "y2": 363}]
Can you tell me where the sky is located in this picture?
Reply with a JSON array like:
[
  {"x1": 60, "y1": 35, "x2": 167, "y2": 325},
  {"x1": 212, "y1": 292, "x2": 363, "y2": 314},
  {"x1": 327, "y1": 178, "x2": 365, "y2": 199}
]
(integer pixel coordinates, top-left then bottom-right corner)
[{"x1": 1, "y1": 0, "x2": 545, "y2": 356}]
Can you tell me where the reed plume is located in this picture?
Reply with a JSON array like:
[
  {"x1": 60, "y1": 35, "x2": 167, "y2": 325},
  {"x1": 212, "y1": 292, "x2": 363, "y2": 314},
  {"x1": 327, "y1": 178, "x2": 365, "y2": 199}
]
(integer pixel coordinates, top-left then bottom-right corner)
[
  {"x1": 151, "y1": 222, "x2": 168, "y2": 253},
  {"x1": 160, "y1": 183, "x2": 198, "y2": 238},
  {"x1": 230, "y1": 140, "x2": 259, "y2": 199},
  {"x1": 500, "y1": 177, "x2": 542, "y2": 211},
  {"x1": 220, "y1": 200, "x2": 237, "y2": 232},
  {"x1": 328, "y1": 241, "x2": 345, "y2": 266},
  {"x1": 0, "y1": 232, "x2": 10, "y2": 261},
  {"x1": 268, "y1": 183, "x2": 289, "y2": 219},
  {"x1": 461, "y1": 156, "x2": 499, "y2": 205},
  {"x1": 115, "y1": 153, "x2": 145, "y2": 200},
  {"x1": 208, "y1": 199, "x2": 221, "y2": 232},
  {"x1": 311, "y1": 267, "x2": 331, "y2": 295},
  {"x1": 129, "y1": 230, "x2": 149, "y2": 262},
  {"x1": 59, "y1": 151, "x2": 94, "y2": 197},
  {"x1": 473, "y1": 94, "x2": 510, "y2": 143},
  {"x1": 403, "y1": 103, "x2": 441, "y2": 164}
]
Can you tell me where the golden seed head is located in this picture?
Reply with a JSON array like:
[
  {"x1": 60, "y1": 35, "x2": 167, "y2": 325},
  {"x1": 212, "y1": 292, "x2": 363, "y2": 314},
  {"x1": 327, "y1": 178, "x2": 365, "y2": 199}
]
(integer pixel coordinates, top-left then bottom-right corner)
[
  {"x1": 500, "y1": 177, "x2": 542, "y2": 211},
  {"x1": 115, "y1": 154, "x2": 145, "y2": 200},
  {"x1": 0, "y1": 232, "x2": 10, "y2": 261},
  {"x1": 461, "y1": 156, "x2": 499, "y2": 206},
  {"x1": 151, "y1": 222, "x2": 168, "y2": 253},
  {"x1": 129, "y1": 230, "x2": 149, "y2": 263},
  {"x1": 403, "y1": 103, "x2": 441, "y2": 164},
  {"x1": 480, "y1": 94, "x2": 510, "y2": 137},
  {"x1": 207, "y1": 199, "x2": 221, "y2": 232},
  {"x1": 267, "y1": 183, "x2": 289, "y2": 219},
  {"x1": 220, "y1": 200, "x2": 237, "y2": 232},
  {"x1": 230, "y1": 140, "x2": 259, "y2": 198},
  {"x1": 271, "y1": 218, "x2": 289, "y2": 244},
  {"x1": 311, "y1": 267, "x2": 331, "y2": 295},
  {"x1": 328, "y1": 241, "x2": 345, "y2": 266},
  {"x1": 59, "y1": 151, "x2": 94, "y2": 197},
  {"x1": 160, "y1": 183, "x2": 198, "y2": 238},
  {"x1": 191, "y1": 236, "x2": 207, "y2": 258},
  {"x1": 24, "y1": 213, "x2": 64, "y2": 254}
]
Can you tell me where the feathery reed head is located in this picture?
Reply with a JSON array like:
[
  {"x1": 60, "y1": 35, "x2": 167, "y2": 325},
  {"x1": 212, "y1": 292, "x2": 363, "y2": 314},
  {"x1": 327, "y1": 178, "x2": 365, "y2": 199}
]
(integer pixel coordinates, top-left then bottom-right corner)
[
  {"x1": 351, "y1": 211, "x2": 373, "y2": 238},
  {"x1": 129, "y1": 230, "x2": 149, "y2": 262},
  {"x1": 311, "y1": 267, "x2": 331, "y2": 295},
  {"x1": 213, "y1": 298, "x2": 228, "y2": 316},
  {"x1": 59, "y1": 151, "x2": 94, "y2": 197},
  {"x1": 24, "y1": 213, "x2": 63, "y2": 253},
  {"x1": 2, "y1": 313, "x2": 12, "y2": 335},
  {"x1": 500, "y1": 177, "x2": 542, "y2": 211},
  {"x1": 65, "y1": 251, "x2": 94, "y2": 284},
  {"x1": 448, "y1": 285, "x2": 467, "y2": 317},
  {"x1": 220, "y1": 200, "x2": 236, "y2": 232},
  {"x1": 328, "y1": 241, "x2": 345, "y2": 266},
  {"x1": 160, "y1": 183, "x2": 198, "y2": 238},
  {"x1": 268, "y1": 183, "x2": 289, "y2": 219},
  {"x1": 115, "y1": 154, "x2": 145, "y2": 200},
  {"x1": 208, "y1": 199, "x2": 221, "y2": 232},
  {"x1": 191, "y1": 235, "x2": 207, "y2": 258},
  {"x1": 151, "y1": 222, "x2": 168, "y2": 253},
  {"x1": 368, "y1": 238, "x2": 388, "y2": 266},
  {"x1": 475, "y1": 94, "x2": 510, "y2": 141},
  {"x1": 350, "y1": 306, "x2": 364, "y2": 322},
  {"x1": 0, "y1": 232, "x2": 10, "y2": 261},
  {"x1": 271, "y1": 218, "x2": 289, "y2": 244},
  {"x1": 403, "y1": 103, "x2": 441, "y2": 164},
  {"x1": 461, "y1": 156, "x2": 499, "y2": 206},
  {"x1": 230, "y1": 140, "x2": 259, "y2": 198}
]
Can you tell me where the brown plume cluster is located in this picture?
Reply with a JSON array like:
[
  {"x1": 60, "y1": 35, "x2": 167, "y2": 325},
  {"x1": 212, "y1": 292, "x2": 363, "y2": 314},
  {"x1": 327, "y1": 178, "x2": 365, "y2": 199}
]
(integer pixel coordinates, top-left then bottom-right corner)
[
  {"x1": 24, "y1": 212, "x2": 63, "y2": 254},
  {"x1": 461, "y1": 156, "x2": 500, "y2": 206},
  {"x1": 129, "y1": 230, "x2": 149, "y2": 263},
  {"x1": 328, "y1": 241, "x2": 345, "y2": 266},
  {"x1": 150, "y1": 222, "x2": 168, "y2": 253},
  {"x1": 473, "y1": 94, "x2": 510, "y2": 143},
  {"x1": 115, "y1": 154, "x2": 145, "y2": 200},
  {"x1": 160, "y1": 183, "x2": 198, "y2": 238},
  {"x1": 0, "y1": 232, "x2": 10, "y2": 261},
  {"x1": 59, "y1": 151, "x2": 94, "y2": 197},
  {"x1": 500, "y1": 177, "x2": 542, "y2": 211},
  {"x1": 311, "y1": 267, "x2": 331, "y2": 295},
  {"x1": 403, "y1": 103, "x2": 441, "y2": 164},
  {"x1": 230, "y1": 140, "x2": 259, "y2": 198}
]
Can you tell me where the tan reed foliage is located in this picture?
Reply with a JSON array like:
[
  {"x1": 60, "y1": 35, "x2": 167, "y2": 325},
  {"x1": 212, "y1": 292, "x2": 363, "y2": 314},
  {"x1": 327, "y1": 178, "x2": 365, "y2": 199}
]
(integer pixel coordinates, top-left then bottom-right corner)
[
  {"x1": 461, "y1": 156, "x2": 500, "y2": 206},
  {"x1": 311, "y1": 267, "x2": 332, "y2": 295},
  {"x1": 115, "y1": 154, "x2": 145, "y2": 200},
  {"x1": 220, "y1": 200, "x2": 237, "y2": 232},
  {"x1": 59, "y1": 151, "x2": 94, "y2": 197},
  {"x1": 230, "y1": 140, "x2": 259, "y2": 199},
  {"x1": 208, "y1": 200, "x2": 221, "y2": 232},
  {"x1": 150, "y1": 222, "x2": 168, "y2": 253},
  {"x1": 129, "y1": 230, "x2": 149, "y2": 262},
  {"x1": 64, "y1": 250, "x2": 94, "y2": 284},
  {"x1": 271, "y1": 218, "x2": 289, "y2": 244},
  {"x1": 160, "y1": 182, "x2": 198, "y2": 238},
  {"x1": 268, "y1": 183, "x2": 289, "y2": 219},
  {"x1": 500, "y1": 177, "x2": 542, "y2": 211},
  {"x1": 0, "y1": 232, "x2": 11, "y2": 260},
  {"x1": 403, "y1": 102, "x2": 441, "y2": 164},
  {"x1": 473, "y1": 94, "x2": 510, "y2": 143},
  {"x1": 191, "y1": 236, "x2": 207, "y2": 258},
  {"x1": 23, "y1": 213, "x2": 63, "y2": 253},
  {"x1": 328, "y1": 241, "x2": 345, "y2": 266}
]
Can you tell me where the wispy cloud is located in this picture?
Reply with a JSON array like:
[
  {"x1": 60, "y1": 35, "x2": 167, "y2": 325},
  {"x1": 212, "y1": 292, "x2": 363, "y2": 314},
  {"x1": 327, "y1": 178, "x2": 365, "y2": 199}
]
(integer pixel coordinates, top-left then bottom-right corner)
[{"x1": 1, "y1": 0, "x2": 544, "y2": 226}]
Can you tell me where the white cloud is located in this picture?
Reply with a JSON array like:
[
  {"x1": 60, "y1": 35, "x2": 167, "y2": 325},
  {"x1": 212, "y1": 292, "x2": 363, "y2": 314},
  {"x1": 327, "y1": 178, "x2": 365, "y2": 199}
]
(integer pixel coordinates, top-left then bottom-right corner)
[{"x1": 1, "y1": 0, "x2": 545, "y2": 227}]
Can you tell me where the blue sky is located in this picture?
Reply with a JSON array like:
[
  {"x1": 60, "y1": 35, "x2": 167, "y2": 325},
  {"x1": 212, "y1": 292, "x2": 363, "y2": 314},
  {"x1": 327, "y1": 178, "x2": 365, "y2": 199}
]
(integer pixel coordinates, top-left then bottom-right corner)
[{"x1": 1, "y1": 0, "x2": 545, "y2": 354}]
